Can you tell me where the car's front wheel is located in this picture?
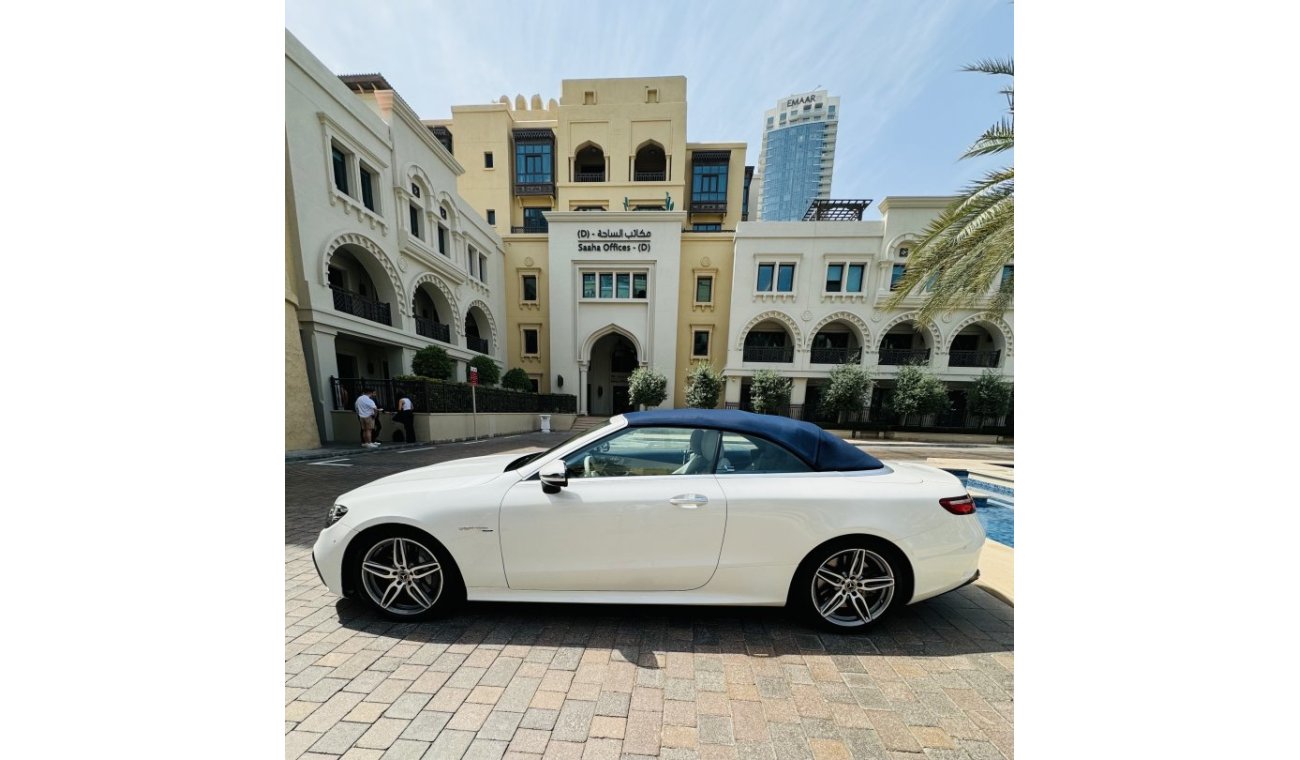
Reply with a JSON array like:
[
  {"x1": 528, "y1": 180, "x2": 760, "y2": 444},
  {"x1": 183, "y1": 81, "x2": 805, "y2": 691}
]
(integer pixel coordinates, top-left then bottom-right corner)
[
  {"x1": 791, "y1": 538, "x2": 910, "y2": 632},
  {"x1": 348, "y1": 527, "x2": 462, "y2": 621}
]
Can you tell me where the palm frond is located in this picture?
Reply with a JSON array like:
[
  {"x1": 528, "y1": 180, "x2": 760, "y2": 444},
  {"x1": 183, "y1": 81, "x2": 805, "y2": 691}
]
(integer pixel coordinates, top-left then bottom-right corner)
[
  {"x1": 963, "y1": 117, "x2": 1014, "y2": 158},
  {"x1": 962, "y1": 58, "x2": 1013, "y2": 77}
]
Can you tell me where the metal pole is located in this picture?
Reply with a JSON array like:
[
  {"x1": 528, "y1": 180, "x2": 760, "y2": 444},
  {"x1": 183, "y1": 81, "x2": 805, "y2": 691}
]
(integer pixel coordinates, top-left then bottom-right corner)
[{"x1": 472, "y1": 383, "x2": 478, "y2": 441}]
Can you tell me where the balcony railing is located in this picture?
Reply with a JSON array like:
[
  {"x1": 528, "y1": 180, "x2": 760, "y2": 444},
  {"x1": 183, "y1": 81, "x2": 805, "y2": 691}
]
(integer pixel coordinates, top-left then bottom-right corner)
[
  {"x1": 466, "y1": 336, "x2": 490, "y2": 354},
  {"x1": 948, "y1": 349, "x2": 1002, "y2": 368},
  {"x1": 743, "y1": 345, "x2": 794, "y2": 363},
  {"x1": 878, "y1": 348, "x2": 931, "y2": 366},
  {"x1": 513, "y1": 181, "x2": 555, "y2": 196},
  {"x1": 634, "y1": 170, "x2": 666, "y2": 182},
  {"x1": 331, "y1": 288, "x2": 392, "y2": 326},
  {"x1": 574, "y1": 171, "x2": 605, "y2": 183},
  {"x1": 414, "y1": 317, "x2": 451, "y2": 343},
  {"x1": 689, "y1": 200, "x2": 727, "y2": 214},
  {"x1": 510, "y1": 223, "x2": 548, "y2": 234},
  {"x1": 810, "y1": 347, "x2": 861, "y2": 365}
]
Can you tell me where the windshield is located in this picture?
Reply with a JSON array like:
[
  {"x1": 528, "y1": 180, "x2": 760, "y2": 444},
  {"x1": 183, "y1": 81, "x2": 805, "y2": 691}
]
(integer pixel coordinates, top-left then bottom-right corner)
[{"x1": 503, "y1": 426, "x2": 604, "y2": 471}]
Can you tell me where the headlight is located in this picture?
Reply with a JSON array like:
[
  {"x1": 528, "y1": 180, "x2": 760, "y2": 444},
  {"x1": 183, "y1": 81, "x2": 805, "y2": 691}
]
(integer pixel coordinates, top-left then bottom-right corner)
[{"x1": 326, "y1": 503, "x2": 349, "y2": 527}]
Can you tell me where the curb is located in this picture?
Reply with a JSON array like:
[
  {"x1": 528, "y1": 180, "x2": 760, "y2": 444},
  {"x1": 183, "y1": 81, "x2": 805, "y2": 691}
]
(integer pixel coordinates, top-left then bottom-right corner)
[{"x1": 974, "y1": 582, "x2": 1014, "y2": 608}]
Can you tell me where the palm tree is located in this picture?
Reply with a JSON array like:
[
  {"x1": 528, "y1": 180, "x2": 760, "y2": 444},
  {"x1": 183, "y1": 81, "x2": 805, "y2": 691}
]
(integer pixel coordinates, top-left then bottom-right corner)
[{"x1": 886, "y1": 58, "x2": 1013, "y2": 324}]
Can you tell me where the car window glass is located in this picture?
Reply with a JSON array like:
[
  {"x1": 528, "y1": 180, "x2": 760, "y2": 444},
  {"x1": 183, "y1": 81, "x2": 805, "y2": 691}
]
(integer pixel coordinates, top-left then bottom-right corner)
[
  {"x1": 562, "y1": 427, "x2": 720, "y2": 478},
  {"x1": 716, "y1": 432, "x2": 811, "y2": 474}
]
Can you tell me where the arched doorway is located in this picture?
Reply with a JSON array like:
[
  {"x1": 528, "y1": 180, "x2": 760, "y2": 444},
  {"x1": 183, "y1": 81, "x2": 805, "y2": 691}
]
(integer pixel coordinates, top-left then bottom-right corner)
[{"x1": 588, "y1": 332, "x2": 639, "y2": 415}]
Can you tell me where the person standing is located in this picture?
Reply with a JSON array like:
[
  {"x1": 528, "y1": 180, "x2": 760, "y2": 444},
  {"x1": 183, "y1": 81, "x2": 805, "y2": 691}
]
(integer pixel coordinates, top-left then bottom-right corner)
[
  {"x1": 355, "y1": 388, "x2": 381, "y2": 448},
  {"x1": 395, "y1": 393, "x2": 416, "y2": 443}
]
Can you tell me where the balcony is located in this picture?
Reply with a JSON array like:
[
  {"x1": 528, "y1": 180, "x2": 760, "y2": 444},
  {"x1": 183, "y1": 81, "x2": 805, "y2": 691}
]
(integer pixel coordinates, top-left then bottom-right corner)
[
  {"x1": 948, "y1": 349, "x2": 1001, "y2": 368},
  {"x1": 414, "y1": 317, "x2": 451, "y2": 343},
  {"x1": 466, "y1": 336, "x2": 490, "y2": 354},
  {"x1": 878, "y1": 348, "x2": 931, "y2": 366},
  {"x1": 810, "y1": 347, "x2": 861, "y2": 365},
  {"x1": 513, "y1": 180, "x2": 554, "y2": 197},
  {"x1": 689, "y1": 199, "x2": 727, "y2": 214},
  {"x1": 331, "y1": 288, "x2": 392, "y2": 326},
  {"x1": 634, "y1": 170, "x2": 666, "y2": 182},
  {"x1": 510, "y1": 223, "x2": 549, "y2": 234},
  {"x1": 743, "y1": 346, "x2": 794, "y2": 363},
  {"x1": 574, "y1": 171, "x2": 605, "y2": 183}
]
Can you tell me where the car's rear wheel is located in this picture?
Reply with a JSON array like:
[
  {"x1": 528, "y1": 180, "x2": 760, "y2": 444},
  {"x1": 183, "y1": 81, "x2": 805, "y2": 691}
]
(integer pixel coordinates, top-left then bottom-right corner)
[
  {"x1": 791, "y1": 538, "x2": 910, "y2": 632},
  {"x1": 348, "y1": 527, "x2": 462, "y2": 621}
]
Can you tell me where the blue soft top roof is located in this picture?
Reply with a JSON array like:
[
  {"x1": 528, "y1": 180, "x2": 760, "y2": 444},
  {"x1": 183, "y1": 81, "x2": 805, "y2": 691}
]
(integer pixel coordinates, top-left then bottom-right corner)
[{"x1": 623, "y1": 409, "x2": 884, "y2": 471}]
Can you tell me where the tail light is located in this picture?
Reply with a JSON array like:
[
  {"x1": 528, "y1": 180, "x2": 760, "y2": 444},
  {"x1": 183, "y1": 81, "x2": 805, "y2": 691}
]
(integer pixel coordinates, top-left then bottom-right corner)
[{"x1": 940, "y1": 494, "x2": 976, "y2": 515}]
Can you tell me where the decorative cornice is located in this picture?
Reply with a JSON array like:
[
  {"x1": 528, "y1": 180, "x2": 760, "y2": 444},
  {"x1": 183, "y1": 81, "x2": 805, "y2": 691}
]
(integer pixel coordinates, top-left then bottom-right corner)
[
  {"x1": 805, "y1": 311, "x2": 873, "y2": 349},
  {"x1": 319, "y1": 231, "x2": 407, "y2": 316},
  {"x1": 947, "y1": 312, "x2": 1014, "y2": 356},
  {"x1": 736, "y1": 310, "x2": 803, "y2": 349},
  {"x1": 875, "y1": 311, "x2": 941, "y2": 351}
]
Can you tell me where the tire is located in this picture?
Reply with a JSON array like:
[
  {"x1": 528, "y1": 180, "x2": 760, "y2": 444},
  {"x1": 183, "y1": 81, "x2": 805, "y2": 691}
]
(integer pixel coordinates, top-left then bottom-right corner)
[
  {"x1": 789, "y1": 537, "x2": 912, "y2": 633},
  {"x1": 347, "y1": 526, "x2": 464, "y2": 621}
]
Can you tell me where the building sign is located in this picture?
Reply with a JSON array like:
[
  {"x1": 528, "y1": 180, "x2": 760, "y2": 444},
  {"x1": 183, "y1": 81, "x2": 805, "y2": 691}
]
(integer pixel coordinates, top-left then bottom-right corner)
[
  {"x1": 785, "y1": 94, "x2": 818, "y2": 108},
  {"x1": 577, "y1": 228, "x2": 652, "y2": 253}
]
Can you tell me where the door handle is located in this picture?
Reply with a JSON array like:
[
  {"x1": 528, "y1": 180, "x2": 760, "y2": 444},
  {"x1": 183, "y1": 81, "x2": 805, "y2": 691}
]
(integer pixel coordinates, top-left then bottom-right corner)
[{"x1": 669, "y1": 494, "x2": 708, "y2": 508}]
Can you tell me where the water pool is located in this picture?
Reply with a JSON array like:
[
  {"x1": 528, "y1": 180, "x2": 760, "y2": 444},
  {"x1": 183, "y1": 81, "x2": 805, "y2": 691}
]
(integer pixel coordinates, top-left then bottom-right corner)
[{"x1": 949, "y1": 472, "x2": 1014, "y2": 547}]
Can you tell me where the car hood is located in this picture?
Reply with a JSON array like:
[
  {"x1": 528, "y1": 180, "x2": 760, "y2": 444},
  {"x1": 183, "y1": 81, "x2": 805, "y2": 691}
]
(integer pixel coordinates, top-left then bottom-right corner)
[{"x1": 338, "y1": 452, "x2": 528, "y2": 502}]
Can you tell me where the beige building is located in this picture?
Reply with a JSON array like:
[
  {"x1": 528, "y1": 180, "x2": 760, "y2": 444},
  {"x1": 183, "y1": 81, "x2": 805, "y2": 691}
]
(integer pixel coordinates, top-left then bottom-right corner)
[{"x1": 428, "y1": 77, "x2": 747, "y2": 412}]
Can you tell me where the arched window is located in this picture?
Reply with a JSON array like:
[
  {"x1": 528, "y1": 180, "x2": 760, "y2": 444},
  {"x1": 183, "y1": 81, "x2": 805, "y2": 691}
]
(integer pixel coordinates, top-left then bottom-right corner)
[{"x1": 633, "y1": 142, "x2": 666, "y2": 181}]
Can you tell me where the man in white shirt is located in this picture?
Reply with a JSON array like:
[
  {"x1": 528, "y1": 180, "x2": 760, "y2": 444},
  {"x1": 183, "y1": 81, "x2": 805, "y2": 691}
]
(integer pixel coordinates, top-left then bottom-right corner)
[
  {"x1": 355, "y1": 388, "x2": 381, "y2": 448},
  {"x1": 396, "y1": 394, "x2": 415, "y2": 444}
]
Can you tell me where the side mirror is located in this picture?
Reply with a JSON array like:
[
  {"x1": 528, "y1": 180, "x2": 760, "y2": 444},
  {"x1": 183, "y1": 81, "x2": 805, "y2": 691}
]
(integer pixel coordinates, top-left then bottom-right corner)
[{"x1": 539, "y1": 459, "x2": 568, "y2": 494}]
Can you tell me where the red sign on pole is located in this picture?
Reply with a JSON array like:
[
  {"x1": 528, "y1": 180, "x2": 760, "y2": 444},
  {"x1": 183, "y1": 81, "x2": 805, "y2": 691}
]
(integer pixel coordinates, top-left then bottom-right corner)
[{"x1": 469, "y1": 367, "x2": 479, "y2": 386}]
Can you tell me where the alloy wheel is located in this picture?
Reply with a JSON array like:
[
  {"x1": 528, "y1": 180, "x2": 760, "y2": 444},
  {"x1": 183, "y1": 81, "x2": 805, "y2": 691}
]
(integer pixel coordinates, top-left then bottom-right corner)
[
  {"x1": 359, "y1": 536, "x2": 444, "y2": 615},
  {"x1": 809, "y1": 547, "x2": 896, "y2": 627}
]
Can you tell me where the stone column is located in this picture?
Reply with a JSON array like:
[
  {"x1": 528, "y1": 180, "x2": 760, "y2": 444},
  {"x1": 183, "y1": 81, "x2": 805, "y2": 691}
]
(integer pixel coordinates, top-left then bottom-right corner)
[
  {"x1": 578, "y1": 361, "x2": 590, "y2": 416},
  {"x1": 305, "y1": 328, "x2": 340, "y2": 442}
]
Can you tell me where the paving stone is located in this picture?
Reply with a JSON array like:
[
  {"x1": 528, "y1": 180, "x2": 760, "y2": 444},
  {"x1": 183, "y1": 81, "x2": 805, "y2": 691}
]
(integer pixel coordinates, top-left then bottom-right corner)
[
  {"x1": 578, "y1": 737, "x2": 622, "y2": 759},
  {"x1": 541, "y1": 739, "x2": 585, "y2": 760},
  {"x1": 836, "y1": 727, "x2": 887, "y2": 760},
  {"x1": 355, "y1": 718, "x2": 410, "y2": 750},
  {"x1": 426, "y1": 728, "x2": 476, "y2": 760},
  {"x1": 767, "y1": 723, "x2": 812, "y2": 760},
  {"x1": 398, "y1": 710, "x2": 451, "y2": 742},
  {"x1": 663, "y1": 724, "x2": 699, "y2": 748},
  {"x1": 507, "y1": 727, "x2": 551, "y2": 754},
  {"x1": 664, "y1": 700, "x2": 698, "y2": 727},
  {"x1": 446, "y1": 701, "x2": 495, "y2": 732},
  {"x1": 310, "y1": 721, "x2": 368, "y2": 755},
  {"x1": 385, "y1": 692, "x2": 432, "y2": 720},
  {"x1": 551, "y1": 700, "x2": 597, "y2": 742},
  {"x1": 340, "y1": 750, "x2": 385, "y2": 760},
  {"x1": 698, "y1": 715, "x2": 735, "y2": 745},
  {"x1": 346, "y1": 701, "x2": 390, "y2": 724},
  {"x1": 286, "y1": 730, "x2": 323, "y2": 760},
  {"x1": 864, "y1": 711, "x2": 922, "y2": 754},
  {"x1": 463, "y1": 737, "x2": 510, "y2": 760},
  {"x1": 520, "y1": 708, "x2": 559, "y2": 730},
  {"x1": 623, "y1": 709, "x2": 663, "y2": 755},
  {"x1": 595, "y1": 691, "x2": 631, "y2": 717},
  {"x1": 378, "y1": 738, "x2": 430, "y2": 760},
  {"x1": 589, "y1": 715, "x2": 626, "y2": 739},
  {"x1": 479, "y1": 710, "x2": 526, "y2": 741},
  {"x1": 299, "y1": 691, "x2": 366, "y2": 733},
  {"x1": 629, "y1": 686, "x2": 664, "y2": 713}
]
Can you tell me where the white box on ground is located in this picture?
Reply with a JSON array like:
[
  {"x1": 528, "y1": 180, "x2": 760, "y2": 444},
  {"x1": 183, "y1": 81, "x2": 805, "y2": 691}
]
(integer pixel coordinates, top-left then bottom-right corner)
[{"x1": 538, "y1": 414, "x2": 552, "y2": 433}]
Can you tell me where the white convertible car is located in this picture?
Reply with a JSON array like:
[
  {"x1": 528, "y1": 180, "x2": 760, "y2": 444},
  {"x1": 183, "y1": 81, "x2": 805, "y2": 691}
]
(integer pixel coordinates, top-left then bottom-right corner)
[{"x1": 313, "y1": 409, "x2": 984, "y2": 631}]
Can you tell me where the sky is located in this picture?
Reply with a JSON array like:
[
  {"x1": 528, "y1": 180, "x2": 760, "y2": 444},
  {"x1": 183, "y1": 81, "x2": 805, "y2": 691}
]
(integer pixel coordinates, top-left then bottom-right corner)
[{"x1": 286, "y1": 0, "x2": 1012, "y2": 219}]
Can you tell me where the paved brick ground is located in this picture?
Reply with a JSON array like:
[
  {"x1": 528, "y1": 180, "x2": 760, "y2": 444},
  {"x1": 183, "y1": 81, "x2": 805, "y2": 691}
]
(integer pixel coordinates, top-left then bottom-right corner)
[{"x1": 287, "y1": 433, "x2": 1014, "y2": 760}]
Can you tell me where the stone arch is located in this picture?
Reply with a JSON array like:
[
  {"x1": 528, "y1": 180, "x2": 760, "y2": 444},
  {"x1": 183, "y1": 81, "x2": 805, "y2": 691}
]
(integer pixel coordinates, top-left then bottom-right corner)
[
  {"x1": 805, "y1": 311, "x2": 872, "y2": 350},
  {"x1": 574, "y1": 141, "x2": 606, "y2": 179},
  {"x1": 735, "y1": 310, "x2": 803, "y2": 350},
  {"x1": 581, "y1": 324, "x2": 645, "y2": 361},
  {"x1": 319, "y1": 231, "x2": 407, "y2": 316},
  {"x1": 884, "y1": 233, "x2": 920, "y2": 258},
  {"x1": 875, "y1": 311, "x2": 941, "y2": 351},
  {"x1": 633, "y1": 140, "x2": 667, "y2": 177},
  {"x1": 946, "y1": 312, "x2": 1014, "y2": 356},
  {"x1": 410, "y1": 272, "x2": 459, "y2": 323},
  {"x1": 464, "y1": 298, "x2": 499, "y2": 350},
  {"x1": 404, "y1": 163, "x2": 435, "y2": 196},
  {"x1": 435, "y1": 191, "x2": 461, "y2": 231}
]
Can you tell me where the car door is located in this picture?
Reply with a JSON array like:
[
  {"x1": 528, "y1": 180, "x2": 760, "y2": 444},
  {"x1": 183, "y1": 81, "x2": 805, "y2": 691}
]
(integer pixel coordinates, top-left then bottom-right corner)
[{"x1": 499, "y1": 426, "x2": 727, "y2": 591}]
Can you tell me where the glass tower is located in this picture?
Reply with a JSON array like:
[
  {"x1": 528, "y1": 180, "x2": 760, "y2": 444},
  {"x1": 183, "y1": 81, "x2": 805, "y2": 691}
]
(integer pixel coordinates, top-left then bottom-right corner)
[{"x1": 756, "y1": 90, "x2": 839, "y2": 221}]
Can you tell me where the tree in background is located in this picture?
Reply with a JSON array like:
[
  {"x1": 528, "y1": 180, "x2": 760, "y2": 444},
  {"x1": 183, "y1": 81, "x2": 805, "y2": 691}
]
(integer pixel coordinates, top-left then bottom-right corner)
[
  {"x1": 627, "y1": 367, "x2": 668, "y2": 410},
  {"x1": 411, "y1": 346, "x2": 453, "y2": 380},
  {"x1": 887, "y1": 58, "x2": 1014, "y2": 324},
  {"x1": 820, "y1": 363, "x2": 873, "y2": 423},
  {"x1": 501, "y1": 367, "x2": 533, "y2": 393},
  {"x1": 466, "y1": 355, "x2": 500, "y2": 386},
  {"x1": 749, "y1": 369, "x2": 792, "y2": 414},
  {"x1": 890, "y1": 364, "x2": 950, "y2": 424},
  {"x1": 968, "y1": 370, "x2": 1012, "y2": 427},
  {"x1": 684, "y1": 362, "x2": 722, "y2": 409}
]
